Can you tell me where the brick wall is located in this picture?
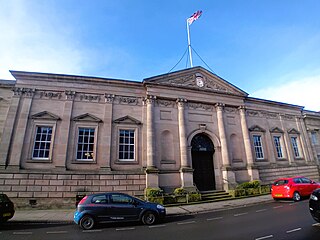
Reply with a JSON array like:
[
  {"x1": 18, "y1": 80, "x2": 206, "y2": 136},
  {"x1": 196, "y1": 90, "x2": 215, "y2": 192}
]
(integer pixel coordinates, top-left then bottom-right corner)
[{"x1": 0, "y1": 171, "x2": 146, "y2": 208}]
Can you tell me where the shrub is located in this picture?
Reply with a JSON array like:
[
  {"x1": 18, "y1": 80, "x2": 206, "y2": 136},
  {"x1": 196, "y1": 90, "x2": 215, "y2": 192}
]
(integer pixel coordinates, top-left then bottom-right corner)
[
  {"x1": 173, "y1": 187, "x2": 188, "y2": 196},
  {"x1": 251, "y1": 180, "x2": 261, "y2": 188},
  {"x1": 145, "y1": 188, "x2": 163, "y2": 197},
  {"x1": 163, "y1": 195, "x2": 176, "y2": 204},
  {"x1": 236, "y1": 180, "x2": 261, "y2": 189},
  {"x1": 188, "y1": 193, "x2": 201, "y2": 202}
]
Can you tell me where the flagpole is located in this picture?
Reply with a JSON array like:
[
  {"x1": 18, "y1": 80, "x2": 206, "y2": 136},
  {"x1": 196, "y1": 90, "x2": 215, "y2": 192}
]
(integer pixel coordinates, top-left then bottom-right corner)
[{"x1": 186, "y1": 20, "x2": 193, "y2": 68}]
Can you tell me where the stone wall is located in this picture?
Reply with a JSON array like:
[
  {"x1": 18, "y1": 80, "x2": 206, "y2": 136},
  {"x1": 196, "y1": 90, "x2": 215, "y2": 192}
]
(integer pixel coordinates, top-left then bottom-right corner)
[
  {"x1": 0, "y1": 170, "x2": 146, "y2": 208},
  {"x1": 259, "y1": 164, "x2": 320, "y2": 184}
]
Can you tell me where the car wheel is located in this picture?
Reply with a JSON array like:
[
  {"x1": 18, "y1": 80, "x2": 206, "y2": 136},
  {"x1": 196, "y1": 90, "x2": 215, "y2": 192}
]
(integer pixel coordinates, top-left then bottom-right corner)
[
  {"x1": 80, "y1": 215, "x2": 95, "y2": 230},
  {"x1": 293, "y1": 192, "x2": 301, "y2": 202},
  {"x1": 142, "y1": 211, "x2": 157, "y2": 225}
]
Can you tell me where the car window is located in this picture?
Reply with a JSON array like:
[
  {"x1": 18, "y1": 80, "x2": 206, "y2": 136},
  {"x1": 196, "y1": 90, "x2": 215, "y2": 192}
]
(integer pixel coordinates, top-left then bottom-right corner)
[
  {"x1": 92, "y1": 195, "x2": 108, "y2": 204},
  {"x1": 301, "y1": 178, "x2": 312, "y2": 184},
  {"x1": 293, "y1": 178, "x2": 302, "y2": 184},
  {"x1": 274, "y1": 180, "x2": 288, "y2": 186},
  {"x1": 110, "y1": 194, "x2": 134, "y2": 205}
]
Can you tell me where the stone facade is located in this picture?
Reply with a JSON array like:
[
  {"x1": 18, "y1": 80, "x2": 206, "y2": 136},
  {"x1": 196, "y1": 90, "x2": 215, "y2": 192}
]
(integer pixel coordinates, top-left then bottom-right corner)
[{"x1": 0, "y1": 67, "x2": 319, "y2": 208}]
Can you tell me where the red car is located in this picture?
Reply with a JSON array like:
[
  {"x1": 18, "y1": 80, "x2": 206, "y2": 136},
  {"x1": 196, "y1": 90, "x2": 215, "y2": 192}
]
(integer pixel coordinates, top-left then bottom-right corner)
[{"x1": 271, "y1": 176, "x2": 320, "y2": 201}]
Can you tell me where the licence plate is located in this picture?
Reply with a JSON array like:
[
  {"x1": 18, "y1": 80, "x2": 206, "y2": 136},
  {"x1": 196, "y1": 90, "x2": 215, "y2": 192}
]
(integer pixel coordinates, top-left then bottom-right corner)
[
  {"x1": 275, "y1": 194, "x2": 283, "y2": 197},
  {"x1": 3, "y1": 213, "x2": 12, "y2": 217}
]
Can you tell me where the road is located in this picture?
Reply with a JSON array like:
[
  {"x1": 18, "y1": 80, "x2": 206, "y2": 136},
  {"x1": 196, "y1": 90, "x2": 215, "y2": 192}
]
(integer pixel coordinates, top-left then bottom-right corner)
[{"x1": 1, "y1": 199, "x2": 320, "y2": 240}]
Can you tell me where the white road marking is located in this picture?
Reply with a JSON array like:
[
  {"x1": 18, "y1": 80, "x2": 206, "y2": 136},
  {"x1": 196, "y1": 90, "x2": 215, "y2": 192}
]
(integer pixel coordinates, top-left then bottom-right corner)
[
  {"x1": 273, "y1": 205, "x2": 283, "y2": 209},
  {"x1": 234, "y1": 212, "x2": 248, "y2": 217},
  {"x1": 177, "y1": 221, "x2": 196, "y2": 225},
  {"x1": 149, "y1": 224, "x2": 166, "y2": 228},
  {"x1": 256, "y1": 209, "x2": 267, "y2": 213},
  {"x1": 13, "y1": 232, "x2": 33, "y2": 235},
  {"x1": 47, "y1": 231, "x2": 68, "y2": 234},
  {"x1": 82, "y1": 229, "x2": 103, "y2": 233},
  {"x1": 207, "y1": 217, "x2": 223, "y2": 221},
  {"x1": 289, "y1": 203, "x2": 297, "y2": 206},
  {"x1": 312, "y1": 223, "x2": 320, "y2": 227},
  {"x1": 255, "y1": 235, "x2": 273, "y2": 240},
  {"x1": 116, "y1": 227, "x2": 135, "y2": 231},
  {"x1": 286, "y1": 228, "x2": 301, "y2": 233}
]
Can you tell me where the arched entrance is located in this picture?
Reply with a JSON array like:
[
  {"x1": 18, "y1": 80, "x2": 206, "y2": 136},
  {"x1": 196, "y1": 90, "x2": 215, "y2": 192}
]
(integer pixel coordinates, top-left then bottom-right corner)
[{"x1": 191, "y1": 133, "x2": 215, "y2": 191}]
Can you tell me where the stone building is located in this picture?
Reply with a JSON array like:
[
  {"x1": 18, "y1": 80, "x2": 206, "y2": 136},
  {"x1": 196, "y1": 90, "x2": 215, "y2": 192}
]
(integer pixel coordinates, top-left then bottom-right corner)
[{"x1": 0, "y1": 67, "x2": 319, "y2": 207}]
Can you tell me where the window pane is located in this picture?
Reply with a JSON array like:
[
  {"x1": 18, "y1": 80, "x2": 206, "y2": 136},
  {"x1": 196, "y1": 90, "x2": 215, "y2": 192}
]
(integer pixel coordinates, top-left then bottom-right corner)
[
  {"x1": 118, "y1": 129, "x2": 135, "y2": 161},
  {"x1": 311, "y1": 132, "x2": 318, "y2": 145},
  {"x1": 273, "y1": 136, "x2": 283, "y2": 158},
  {"x1": 253, "y1": 135, "x2": 264, "y2": 159},
  {"x1": 77, "y1": 128, "x2": 95, "y2": 160},
  {"x1": 32, "y1": 126, "x2": 53, "y2": 160},
  {"x1": 291, "y1": 136, "x2": 300, "y2": 158}
]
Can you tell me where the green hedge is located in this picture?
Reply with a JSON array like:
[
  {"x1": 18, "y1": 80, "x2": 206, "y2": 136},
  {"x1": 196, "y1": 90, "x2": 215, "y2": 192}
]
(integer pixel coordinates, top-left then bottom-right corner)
[
  {"x1": 145, "y1": 187, "x2": 201, "y2": 205},
  {"x1": 229, "y1": 181, "x2": 271, "y2": 197}
]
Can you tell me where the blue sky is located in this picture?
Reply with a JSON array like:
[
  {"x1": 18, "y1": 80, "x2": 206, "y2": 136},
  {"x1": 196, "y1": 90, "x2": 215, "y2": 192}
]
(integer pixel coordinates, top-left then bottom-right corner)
[{"x1": 1, "y1": 0, "x2": 319, "y2": 111}]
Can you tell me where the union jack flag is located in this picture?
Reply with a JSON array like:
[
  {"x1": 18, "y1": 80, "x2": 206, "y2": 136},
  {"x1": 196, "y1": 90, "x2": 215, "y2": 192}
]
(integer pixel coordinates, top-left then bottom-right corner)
[{"x1": 187, "y1": 10, "x2": 202, "y2": 25}]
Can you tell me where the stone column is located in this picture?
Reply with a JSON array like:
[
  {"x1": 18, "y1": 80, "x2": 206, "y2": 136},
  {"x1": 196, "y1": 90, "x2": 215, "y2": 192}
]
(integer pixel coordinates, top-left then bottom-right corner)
[
  {"x1": 7, "y1": 88, "x2": 35, "y2": 169},
  {"x1": 177, "y1": 98, "x2": 194, "y2": 190},
  {"x1": 239, "y1": 106, "x2": 259, "y2": 181},
  {"x1": 239, "y1": 106, "x2": 254, "y2": 165},
  {"x1": 177, "y1": 98, "x2": 189, "y2": 168},
  {"x1": 100, "y1": 94, "x2": 115, "y2": 171},
  {"x1": 216, "y1": 103, "x2": 235, "y2": 190},
  {"x1": 55, "y1": 90, "x2": 75, "y2": 169},
  {"x1": 146, "y1": 95, "x2": 157, "y2": 168},
  {"x1": 296, "y1": 116, "x2": 312, "y2": 163},
  {"x1": 280, "y1": 115, "x2": 294, "y2": 165},
  {"x1": 215, "y1": 103, "x2": 230, "y2": 167},
  {"x1": 145, "y1": 95, "x2": 159, "y2": 188},
  {"x1": 0, "y1": 91, "x2": 21, "y2": 169}
]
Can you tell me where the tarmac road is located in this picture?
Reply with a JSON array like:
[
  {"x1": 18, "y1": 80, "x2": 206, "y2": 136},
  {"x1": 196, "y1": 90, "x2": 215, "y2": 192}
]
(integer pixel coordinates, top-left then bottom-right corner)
[{"x1": 1, "y1": 196, "x2": 320, "y2": 240}]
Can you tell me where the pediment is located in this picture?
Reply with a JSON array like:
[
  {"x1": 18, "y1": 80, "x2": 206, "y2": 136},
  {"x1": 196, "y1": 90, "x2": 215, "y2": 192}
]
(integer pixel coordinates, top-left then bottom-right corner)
[
  {"x1": 72, "y1": 113, "x2": 102, "y2": 122},
  {"x1": 144, "y1": 66, "x2": 248, "y2": 97},
  {"x1": 31, "y1": 111, "x2": 60, "y2": 120},
  {"x1": 249, "y1": 125, "x2": 266, "y2": 132},
  {"x1": 113, "y1": 115, "x2": 142, "y2": 125},
  {"x1": 270, "y1": 127, "x2": 284, "y2": 133},
  {"x1": 287, "y1": 128, "x2": 300, "y2": 134}
]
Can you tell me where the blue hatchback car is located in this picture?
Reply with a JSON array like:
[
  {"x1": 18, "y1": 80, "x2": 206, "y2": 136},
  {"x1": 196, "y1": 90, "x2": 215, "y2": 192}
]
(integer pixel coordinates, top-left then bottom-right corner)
[{"x1": 74, "y1": 192, "x2": 166, "y2": 230}]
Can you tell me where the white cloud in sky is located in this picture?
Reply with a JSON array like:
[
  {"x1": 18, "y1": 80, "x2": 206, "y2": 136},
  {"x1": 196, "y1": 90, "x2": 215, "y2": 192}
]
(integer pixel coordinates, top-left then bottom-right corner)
[
  {"x1": 252, "y1": 75, "x2": 320, "y2": 112},
  {"x1": 0, "y1": 1, "x2": 86, "y2": 80}
]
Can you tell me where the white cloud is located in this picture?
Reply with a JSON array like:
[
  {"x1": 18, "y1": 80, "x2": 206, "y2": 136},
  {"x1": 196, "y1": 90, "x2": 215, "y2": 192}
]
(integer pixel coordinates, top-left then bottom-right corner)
[
  {"x1": 252, "y1": 75, "x2": 320, "y2": 112},
  {"x1": 0, "y1": 1, "x2": 86, "y2": 80}
]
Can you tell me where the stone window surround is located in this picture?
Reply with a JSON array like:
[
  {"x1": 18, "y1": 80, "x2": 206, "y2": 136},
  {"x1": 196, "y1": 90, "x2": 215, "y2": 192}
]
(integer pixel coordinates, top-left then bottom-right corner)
[
  {"x1": 271, "y1": 134, "x2": 287, "y2": 161},
  {"x1": 289, "y1": 134, "x2": 303, "y2": 160},
  {"x1": 76, "y1": 127, "x2": 96, "y2": 161},
  {"x1": 114, "y1": 125, "x2": 139, "y2": 165},
  {"x1": 249, "y1": 125, "x2": 268, "y2": 162},
  {"x1": 27, "y1": 120, "x2": 57, "y2": 163},
  {"x1": 252, "y1": 134, "x2": 265, "y2": 160},
  {"x1": 71, "y1": 122, "x2": 99, "y2": 164},
  {"x1": 287, "y1": 129, "x2": 304, "y2": 160}
]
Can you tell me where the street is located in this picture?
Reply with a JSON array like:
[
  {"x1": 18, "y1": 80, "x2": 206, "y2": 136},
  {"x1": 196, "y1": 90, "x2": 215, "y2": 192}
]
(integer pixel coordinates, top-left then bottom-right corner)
[{"x1": 1, "y1": 200, "x2": 320, "y2": 240}]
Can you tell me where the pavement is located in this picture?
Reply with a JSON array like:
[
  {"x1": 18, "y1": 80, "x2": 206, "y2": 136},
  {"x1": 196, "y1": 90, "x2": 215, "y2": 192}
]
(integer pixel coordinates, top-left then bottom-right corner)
[{"x1": 10, "y1": 194, "x2": 273, "y2": 223}]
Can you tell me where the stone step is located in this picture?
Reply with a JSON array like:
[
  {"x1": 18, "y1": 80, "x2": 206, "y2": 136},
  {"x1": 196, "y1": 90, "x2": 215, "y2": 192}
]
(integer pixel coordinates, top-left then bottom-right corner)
[{"x1": 201, "y1": 190, "x2": 233, "y2": 201}]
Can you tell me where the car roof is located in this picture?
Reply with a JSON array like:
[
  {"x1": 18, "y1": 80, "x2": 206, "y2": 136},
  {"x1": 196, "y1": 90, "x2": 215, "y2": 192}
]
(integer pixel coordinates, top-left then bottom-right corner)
[
  {"x1": 274, "y1": 176, "x2": 306, "y2": 181},
  {"x1": 88, "y1": 192, "x2": 129, "y2": 196}
]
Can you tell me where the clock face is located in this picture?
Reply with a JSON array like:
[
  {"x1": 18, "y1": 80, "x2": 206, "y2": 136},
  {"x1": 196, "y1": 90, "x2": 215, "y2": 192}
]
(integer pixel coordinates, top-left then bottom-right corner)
[{"x1": 196, "y1": 77, "x2": 204, "y2": 87}]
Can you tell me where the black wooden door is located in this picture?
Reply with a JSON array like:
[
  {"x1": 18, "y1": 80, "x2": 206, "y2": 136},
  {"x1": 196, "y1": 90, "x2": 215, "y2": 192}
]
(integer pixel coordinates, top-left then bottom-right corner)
[{"x1": 191, "y1": 134, "x2": 215, "y2": 191}]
